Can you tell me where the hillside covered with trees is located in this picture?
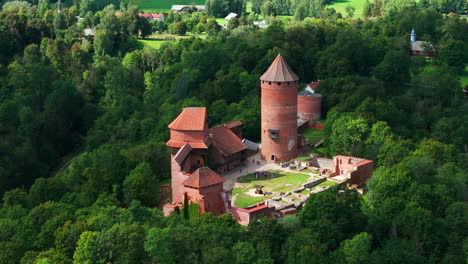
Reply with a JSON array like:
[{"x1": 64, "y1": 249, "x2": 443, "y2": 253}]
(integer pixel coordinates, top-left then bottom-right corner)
[{"x1": 0, "y1": 0, "x2": 467, "y2": 263}]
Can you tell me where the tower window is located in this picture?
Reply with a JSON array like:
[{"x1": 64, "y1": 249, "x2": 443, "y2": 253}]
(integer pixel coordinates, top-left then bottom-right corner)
[
  {"x1": 269, "y1": 82, "x2": 271, "y2": 85},
  {"x1": 268, "y1": 129, "x2": 279, "y2": 139},
  {"x1": 277, "y1": 82, "x2": 281, "y2": 85},
  {"x1": 287, "y1": 82, "x2": 290, "y2": 85}
]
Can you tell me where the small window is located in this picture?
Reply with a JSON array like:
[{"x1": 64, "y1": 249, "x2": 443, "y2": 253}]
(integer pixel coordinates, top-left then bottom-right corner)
[
  {"x1": 287, "y1": 82, "x2": 290, "y2": 85},
  {"x1": 268, "y1": 129, "x2": 279, "y2": 139},
  {"x1": 269, "y1": 82, "x2": 271, "y2": 85},
  {"x1": 339, "y1": 159, "x2": 342, "y2": 164},
  {"x1": 277, "y1": 82, "x2": 280, "y2": 85}
]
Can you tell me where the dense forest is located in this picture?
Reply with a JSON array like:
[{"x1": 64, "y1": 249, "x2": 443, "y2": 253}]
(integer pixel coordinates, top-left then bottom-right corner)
[{"x1": 0, "y1": 0, "x2": 467, "y2": 263}]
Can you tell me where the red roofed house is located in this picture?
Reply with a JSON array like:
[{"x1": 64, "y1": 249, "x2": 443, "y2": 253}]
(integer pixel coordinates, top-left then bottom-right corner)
[
  {"x1": 164, "y1": 107, "x2": 246, "y2": 216},
  {"x1": 332, "y1": 156, "x2": 373, "y2": 185}
]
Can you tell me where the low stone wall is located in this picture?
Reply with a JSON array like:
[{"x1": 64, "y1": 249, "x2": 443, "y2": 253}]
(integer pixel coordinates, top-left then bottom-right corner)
[
  {"x1": 303, "y1": 177, "x2": 326, "y2": 188},
  {"x1": 317, "y1": 158, "x2": 333, "y2": 169}
]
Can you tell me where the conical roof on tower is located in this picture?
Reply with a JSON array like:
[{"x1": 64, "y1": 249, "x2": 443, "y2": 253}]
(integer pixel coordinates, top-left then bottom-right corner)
[{"x1": 260, "y1": 54, "x2": 299, "y2": 82}]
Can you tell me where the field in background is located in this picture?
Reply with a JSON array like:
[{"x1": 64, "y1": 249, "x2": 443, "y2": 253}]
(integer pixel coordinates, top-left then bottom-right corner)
[
  {"x1": 131, "y1": 0, "x2": 205, "y2": 12},
  {"x1": 326, "y1": 0, "x2": 366, "y2": 18},
  {"x1": 131, "y1": 0, "x2": 368, "y2": 20},
  {"x1": 138, "y1": 39, "x2": 168, "y2": 49}
]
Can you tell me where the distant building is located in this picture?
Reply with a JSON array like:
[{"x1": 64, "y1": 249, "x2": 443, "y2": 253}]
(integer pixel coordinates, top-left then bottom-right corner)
[
  {"x1": 115, "y1": 12, "x2": 165, "y2": 22},
  {"x1": 410, "y1": 28, "x2": 435, "y2": 57},
  {"x1": 171, "y1": 5, "x2": 205, "y2": 12},
  {"x1": 225, "y1": 12, "x2": 239, "y2": 22},
  {"x1": 139, "y1": 13, "x2": 164, "y2": 22},
  {"x1": 83, "y1": 28, "x2": 95, "y2": 37},
  {"x1": 254, "y1": 20, "x2": 269, "y2": 29}
]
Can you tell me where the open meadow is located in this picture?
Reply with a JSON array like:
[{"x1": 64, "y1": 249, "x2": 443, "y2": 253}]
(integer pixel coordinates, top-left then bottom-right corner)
[
  {"x1": 131, "y1": 0, "x2": 205, "y2": 12},
  {"x1": 326, "y1": 0, "x2": 367, "y2": 18}
]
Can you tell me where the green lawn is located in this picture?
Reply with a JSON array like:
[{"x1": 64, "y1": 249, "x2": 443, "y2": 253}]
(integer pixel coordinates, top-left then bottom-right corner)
[
  {"x1": 234, "y1": 193, "x2": 273, "y2": 208},
  {"x1": 295, "y1": 156, "x2": 312, "y2": 162},
  {"x1": 131, "y1": 0, "x2": 205, "y2": 12},
  {"x1": 237, "y1": 171, "x2": 310, "y2": 193},
  {"x1": 302, "y1": 128, "x2": 324, "y2": 143},
  {"x1": 246, "y1": 1, "x2": 252, "y2": 13},
  {"x1": 326, "y1": 0, "x2": 367, "y2": 18},
  {"x1": 138, "y1": 39, "x2": 168, "y2": 49},
  {"x1": 233, "y1": 170, "x2": 311, "y2": 208},
  {"x1": 215, "y1": 18, "x2": 227, "y2": 25},
  {"x1": 315, "y1": 181, "x2": 336, "y2": 188}
]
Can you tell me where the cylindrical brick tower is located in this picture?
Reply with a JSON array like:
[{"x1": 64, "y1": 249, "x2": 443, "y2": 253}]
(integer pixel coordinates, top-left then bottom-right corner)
[
  {"x1": 298, "y1": 92, "x2": 321, "y2": 120},
  {"x1": 260, "y1": 55, "x2": 299, "y2": 162}
]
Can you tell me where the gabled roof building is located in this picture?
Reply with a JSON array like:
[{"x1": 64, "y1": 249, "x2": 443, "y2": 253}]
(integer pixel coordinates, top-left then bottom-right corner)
[
  {"x1": 409, "y1": 28, "x2": 435, "y2": 58},
  {"x1": 164, "y1": 107, "x2": 247, "y2": 216}
]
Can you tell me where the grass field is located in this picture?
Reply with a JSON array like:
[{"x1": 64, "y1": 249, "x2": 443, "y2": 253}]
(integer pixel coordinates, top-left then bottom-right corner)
[
  {"x1": 326, "y1": 0, "x2": 366, "y2": 18},
  {"x1": 316, "y1": 180, "x2": 335, "y2": 188},
  {"x1": 138, "y1": 39, "x2": 168, "y2": 49},
  {"x1": 233, "y1": 170, "x2": 311, "y2": 207},
  {"x1": 131, "y1": 0, "x2": 205, "y2": 12},
  {"x1": 215, "y1": 18, "x2": 227, "y2": 25},
  {"x1": 302, "y1": 128, "x2": 325, "y2": 143},
  {"x1": 234, "y1": 192, "x2": 273, "y2": 208}
]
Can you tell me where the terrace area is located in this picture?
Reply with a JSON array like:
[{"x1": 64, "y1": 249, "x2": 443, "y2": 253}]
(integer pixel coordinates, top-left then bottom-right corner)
[{"x1": 222, "y1": 152, "x2": 339, "y2": 209}]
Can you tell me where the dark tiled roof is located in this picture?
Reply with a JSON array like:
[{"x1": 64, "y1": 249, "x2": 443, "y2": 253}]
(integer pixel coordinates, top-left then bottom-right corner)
[
  {"x1": 168, "y1": 107, "x2": 207, "y2": 131},
  {"x1": 183, "y1": 167, "x2": 223, "y2": 188},
  {"x1": 209, "y1": 126, "x2": 247, "y2": 156},
  {"x1": 260, "y1": 55, "x2": 299, "y2": 82}
]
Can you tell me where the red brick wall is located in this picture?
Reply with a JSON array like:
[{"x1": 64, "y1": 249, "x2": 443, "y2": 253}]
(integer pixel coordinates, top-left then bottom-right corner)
[
  {"x1": 333, "y1": 156, "x2": 373, "y2": 185},
  {"x1": 306, "y1": 122, "x2": 324, "y2": 130},
  {"x1": 171, "y1": 154, "x2": 189, "y2": 204},
  {"x1": 170, "y1": 129, "x2": 207, "y2": 145},
  {"x1": 230, "y1": 203, "x2": 275, "y2": 225},
  {"x1": 182, "y1": 153, "x2": 204, "y2": 174},
  {"x1": 298, "y1": 95, "x2": 321, "y2": 120},
  {"x1": 261, "y1": 81, "x2": 298, "y2": 162},
  {"x1": 184, "y1": 183, "x2": 225, "y2": 215},
  {"x1": 349, "y1": 162, "x2": 373, "y2": 185}
]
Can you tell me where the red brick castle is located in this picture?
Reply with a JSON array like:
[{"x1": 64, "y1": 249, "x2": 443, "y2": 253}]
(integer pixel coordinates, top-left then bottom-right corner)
[
  {"x1": 163, "y1": 55, "x2": 373, "y2": 218},
  {"x1": 163, "y1": 107, "x2": 246, "y2": 216}
]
